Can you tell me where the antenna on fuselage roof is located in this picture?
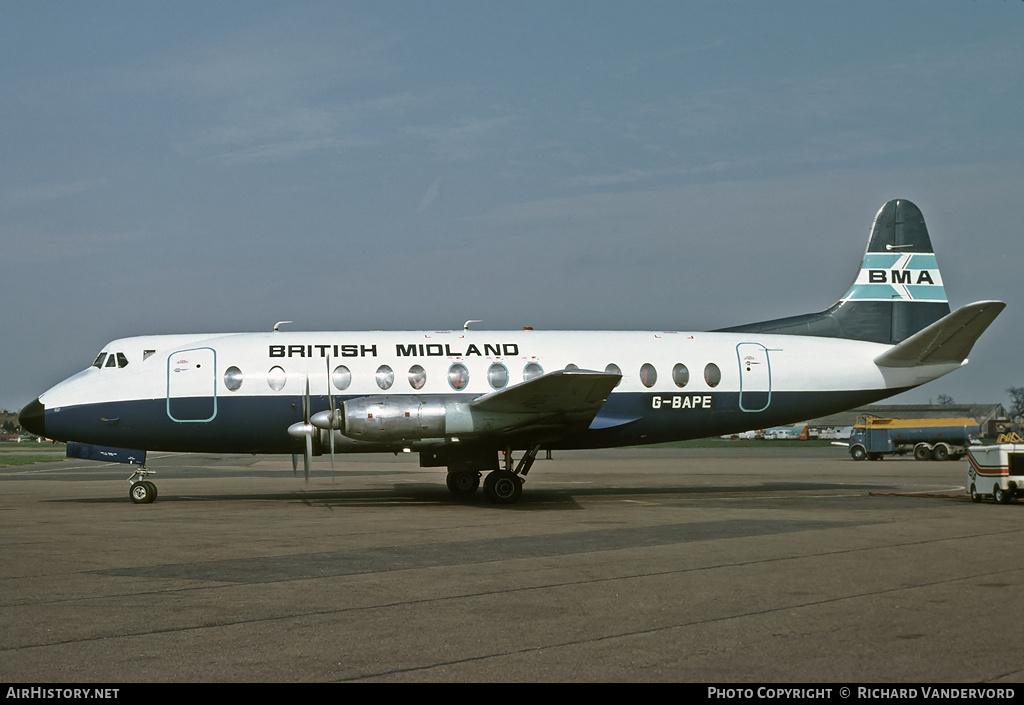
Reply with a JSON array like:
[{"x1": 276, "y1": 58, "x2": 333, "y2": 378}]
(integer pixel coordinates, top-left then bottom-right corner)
[
  {"x1": 463, "y1": 320, "x2": 481, "y2": 330},
  {"x1": 273, "y1": 321, "x2": 293, "y2": 332}
]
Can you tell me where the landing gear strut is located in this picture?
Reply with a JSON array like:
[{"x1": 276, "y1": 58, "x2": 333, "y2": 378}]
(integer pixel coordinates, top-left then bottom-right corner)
[
  {"x1": 127, "y1": 468, "x2": 157, "y2": 504},
  {"x1": 482, "y1": 445, "x2": 540, "y2": 504}
]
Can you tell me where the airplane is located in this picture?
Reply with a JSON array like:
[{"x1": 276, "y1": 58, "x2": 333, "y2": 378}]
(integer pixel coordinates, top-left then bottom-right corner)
[{"x1": 18, "y1": 199, "x2": 1005, "y2": 505}]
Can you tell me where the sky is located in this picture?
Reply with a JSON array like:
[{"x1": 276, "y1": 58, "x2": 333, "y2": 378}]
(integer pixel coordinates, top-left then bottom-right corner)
[{"x1": 2, "y1": 1, "x2": 1023, "y2": 413}]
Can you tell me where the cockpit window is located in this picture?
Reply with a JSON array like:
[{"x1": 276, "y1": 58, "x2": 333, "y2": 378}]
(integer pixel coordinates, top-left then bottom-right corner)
[{"x1": 94, "y1": 351, "x2": 129, "y2": 369}]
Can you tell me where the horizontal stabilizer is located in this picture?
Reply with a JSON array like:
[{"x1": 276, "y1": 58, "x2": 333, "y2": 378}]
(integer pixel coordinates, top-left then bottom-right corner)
[
  {"x1": 873, "y1": 300, "x2": 1006, "y2": 368},
  {"x1": 471, "y1": 369, "x2": 620, "y2": 423}
]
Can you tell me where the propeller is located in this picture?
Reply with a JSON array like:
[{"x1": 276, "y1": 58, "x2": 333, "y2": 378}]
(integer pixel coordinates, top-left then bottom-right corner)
[
  {"x1": 288, "y1": 361, "x2": 347, "y2": 485},
  {"x1": 286, "y1": 375, "x2": 314, "y2": 483}
]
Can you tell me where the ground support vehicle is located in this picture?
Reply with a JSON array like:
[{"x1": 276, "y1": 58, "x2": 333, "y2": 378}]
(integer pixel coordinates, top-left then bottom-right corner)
[
  {"x1": 966, "y1": 443, "x2": 1024, "y2": 504},
  {"x1": 848, "y1": 416, "x2": 979, "y2": 461}
]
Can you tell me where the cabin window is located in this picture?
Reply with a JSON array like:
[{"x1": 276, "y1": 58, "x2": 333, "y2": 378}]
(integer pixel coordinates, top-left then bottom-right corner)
[
  {"x1": 408, "y1": 365, "x2": 426, "y2": 390},
  {"x1": 488, "y1": 363, "x2": 508, "y2": 389},
  {"x1": 224, "y1": 366, "x2": 244, "y2": 392},
  {"x1": 640, "y1": 363, "x2": 657, "y2": 388},
  {"x1": 672, "y1": 363, "x2": 689, "y2": 388},
  {"x1": 605, "y1": 363, "x2": 622, "y2": 387},
  {"x1": 564, "y1": 363, "x2": 579, "y2": 371},
  {"x1": 448, "y1": 363, "x2": 469, "y2": 391},
  {"x1": 704, "y1": 363, "x2": 721, "y2": 388},
  {"x1": 523, "y1": 362, "x2": 543, "y2": 381},
  {"x1": 376, "y1": 365, "x2": 394, "y2": 390},
  {"x1": 267, "y1": 366, "x2": 287, "y2": 392},
  {"x1": 332, "y1": 366, "x2": 351, "y2": 391}
]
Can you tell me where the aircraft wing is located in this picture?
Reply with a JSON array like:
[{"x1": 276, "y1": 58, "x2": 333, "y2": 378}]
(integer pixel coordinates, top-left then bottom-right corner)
[
  {"x1": 873, "y1": 300, "x2": 1006, "y2": 368},
  {"x1": 468, "y1": 369, "x2": 621, "y2": 429}
]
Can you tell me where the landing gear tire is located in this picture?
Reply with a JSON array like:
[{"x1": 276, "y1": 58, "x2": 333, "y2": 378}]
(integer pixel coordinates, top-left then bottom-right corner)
[
  {"x1": 484, "y1": 470, "x2": 523, "y2": 504},
  {"x1": 129, "y1": 481, "x2": 156, "y2": 504},
  {"x1": 446, "y1": 471, "x2": 481, "y2": 498}
]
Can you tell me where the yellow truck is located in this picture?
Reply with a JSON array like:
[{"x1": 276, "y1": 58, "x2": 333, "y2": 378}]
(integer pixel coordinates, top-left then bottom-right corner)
[{"x1": 848, "y1": 416, "x2": 980, "y2": 461}]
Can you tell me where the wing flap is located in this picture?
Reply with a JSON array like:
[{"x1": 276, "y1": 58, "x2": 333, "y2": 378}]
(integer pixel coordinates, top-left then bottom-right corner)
[{"x1": 873, "y1": 300, "x2": 1005, "y2": 368}]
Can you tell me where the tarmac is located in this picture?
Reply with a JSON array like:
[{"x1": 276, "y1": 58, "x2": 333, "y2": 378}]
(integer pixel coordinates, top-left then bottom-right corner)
[{"x1": 1, "y1": 445, "x2": 1021, "y2": 683}]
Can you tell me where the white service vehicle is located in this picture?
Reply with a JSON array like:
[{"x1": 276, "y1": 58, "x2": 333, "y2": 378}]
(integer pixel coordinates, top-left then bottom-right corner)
[{"x1": 966, "y1": 444, "x2": 1024, "y2": 504}]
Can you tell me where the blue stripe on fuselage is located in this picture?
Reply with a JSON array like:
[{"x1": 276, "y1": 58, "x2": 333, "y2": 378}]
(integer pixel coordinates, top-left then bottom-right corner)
[{"x1": 44, "y1": 387, "x2": 906, "y2": 454}]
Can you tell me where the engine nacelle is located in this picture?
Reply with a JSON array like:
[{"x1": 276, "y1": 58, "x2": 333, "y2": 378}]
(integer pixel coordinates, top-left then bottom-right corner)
[
  {"x1": 340, "y1": 396, "x2": 472, "y2": 442},
  {"x1": 311, "y1": 394, "x2": 538, "y2": 443}
]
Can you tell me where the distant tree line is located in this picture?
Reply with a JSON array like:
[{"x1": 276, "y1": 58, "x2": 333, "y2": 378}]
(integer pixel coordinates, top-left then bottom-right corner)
[{"x1": 1008, "y1": 387, "x2": 1024, "y2": 421}]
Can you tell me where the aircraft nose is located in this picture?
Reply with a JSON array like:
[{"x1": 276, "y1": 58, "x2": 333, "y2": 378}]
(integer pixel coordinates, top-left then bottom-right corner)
[{"x1": 19, "y1": 398, "x2": 46, "y2": 437}]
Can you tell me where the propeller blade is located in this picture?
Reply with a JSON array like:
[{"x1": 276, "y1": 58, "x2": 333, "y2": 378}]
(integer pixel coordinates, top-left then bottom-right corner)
[
  {"x1": 303, "y1": 375, "x2": 311, "y2": 483},
  {"x1": 303, "y1": 376, "x2": 311, "y2": 423},
  {"x1": 327, "y1": 356, "x2": 335, "y2": 485},
  {"x1": 288, "y1": 375, "x2": 316, "y2": 483},
  {"x1": 304, "y1": 432, "x2": 312, "y2": 484}
]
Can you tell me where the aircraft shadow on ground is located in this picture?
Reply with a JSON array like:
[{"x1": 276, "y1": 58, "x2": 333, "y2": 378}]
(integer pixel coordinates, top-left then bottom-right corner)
[{"x1": 44, "y1": 480, "x2": 903, "y2": 510}]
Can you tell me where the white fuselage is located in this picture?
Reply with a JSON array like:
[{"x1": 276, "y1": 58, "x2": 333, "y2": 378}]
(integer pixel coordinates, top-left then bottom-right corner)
[{"x1": 34, "y1": 328, "x2": 961, "y2": 454}]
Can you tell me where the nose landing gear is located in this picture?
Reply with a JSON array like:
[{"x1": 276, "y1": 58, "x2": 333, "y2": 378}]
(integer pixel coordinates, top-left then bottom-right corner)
[{"x1": 128, "y1": 468, "x2": 157, "y2": 504}]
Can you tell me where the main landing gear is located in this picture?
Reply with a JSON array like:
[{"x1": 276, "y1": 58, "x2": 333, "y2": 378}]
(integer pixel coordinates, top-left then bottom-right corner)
[
  {"x1": 445, "y1": 445, "x2": 540, "y2": 504},
  {"x1": 127, "y1": 468, "x2": 157, "y2": 504}
]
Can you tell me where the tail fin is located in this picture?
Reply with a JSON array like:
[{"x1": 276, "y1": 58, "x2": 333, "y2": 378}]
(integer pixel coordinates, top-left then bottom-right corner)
[{"x1": 718, "y1": 199, "x2": 951, "y2": 344}]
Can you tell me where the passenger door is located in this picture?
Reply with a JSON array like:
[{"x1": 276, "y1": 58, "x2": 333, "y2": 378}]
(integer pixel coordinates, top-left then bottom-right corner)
[
  {"x1": 737, "y1": 343, "x2": 771, "y2": 413},
  {"x1": 167, "y1": 347, "x2": 217, "y2": 422}
]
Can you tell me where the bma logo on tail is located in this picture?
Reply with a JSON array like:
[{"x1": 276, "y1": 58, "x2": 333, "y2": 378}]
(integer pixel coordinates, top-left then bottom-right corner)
[{"x1": 843, "y1": 253, "x2": 947, "y2": 303}]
